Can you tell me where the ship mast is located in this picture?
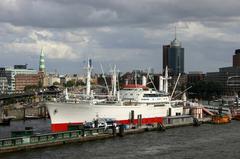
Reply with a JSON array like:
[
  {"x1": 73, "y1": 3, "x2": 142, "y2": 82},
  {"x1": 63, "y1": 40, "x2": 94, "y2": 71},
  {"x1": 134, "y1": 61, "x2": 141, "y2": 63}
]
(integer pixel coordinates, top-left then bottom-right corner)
[
  {"x1": 159, "y1": 76, "x2": 164, "y2": 91},
  {"x1": 100, "y1": 64, "x2": 110, "y2": 95},
  {"x1": 111, "y1": 65, "x2": 117, "y2": 97},
  {"x1": 162, "y1": 66, "x2": 171, "y2": 94},
  {"x1": 86, "y1": 59, "x2": 92, "y2": 97},
  {"x1": 64, "y1": 88, "x2": 69, "y2": 101}
]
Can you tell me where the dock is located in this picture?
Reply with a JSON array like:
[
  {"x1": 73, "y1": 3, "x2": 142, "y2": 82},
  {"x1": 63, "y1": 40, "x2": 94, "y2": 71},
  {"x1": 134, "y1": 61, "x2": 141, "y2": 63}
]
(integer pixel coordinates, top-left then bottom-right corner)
[
  {"x1": 0, "y1": 115, "x2": 212, "y2": 154},
  {"x1": 0, "y1": 128, "x2": 108, "y2": 154}
]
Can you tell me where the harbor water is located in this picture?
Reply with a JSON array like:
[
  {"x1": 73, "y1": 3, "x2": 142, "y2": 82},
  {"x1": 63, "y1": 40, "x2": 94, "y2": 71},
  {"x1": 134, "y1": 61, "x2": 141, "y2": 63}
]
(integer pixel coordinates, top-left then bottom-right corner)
[
  {"x1": 0, "y1": 119, "x2": 240, "y2": 159},
  {"x1": 0, "y1": 119, "x2": 51, "y2": 139}
]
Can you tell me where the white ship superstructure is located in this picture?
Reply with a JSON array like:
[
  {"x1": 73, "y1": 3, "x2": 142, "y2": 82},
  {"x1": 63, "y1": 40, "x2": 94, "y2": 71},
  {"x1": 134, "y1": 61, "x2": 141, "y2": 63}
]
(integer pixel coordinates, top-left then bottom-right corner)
[{"x1": 47, "y1": 62, "x2": 183, "y2": 132}]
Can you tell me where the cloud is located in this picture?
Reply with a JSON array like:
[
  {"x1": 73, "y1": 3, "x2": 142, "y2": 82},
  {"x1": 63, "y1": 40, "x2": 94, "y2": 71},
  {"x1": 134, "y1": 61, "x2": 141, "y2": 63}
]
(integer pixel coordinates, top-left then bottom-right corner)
[
  {"x1": 0, "y1": 23, "x2": 81, "y2": 60},
  {"x1": 0, "y1": 0, "x2": 240, "y2": 73},
  {"x1": 0, "y1": 0, "x2": 239, "y2": 28},
  {"x1": 2, "y1": 40, "x2": 79, "y2": 60}
]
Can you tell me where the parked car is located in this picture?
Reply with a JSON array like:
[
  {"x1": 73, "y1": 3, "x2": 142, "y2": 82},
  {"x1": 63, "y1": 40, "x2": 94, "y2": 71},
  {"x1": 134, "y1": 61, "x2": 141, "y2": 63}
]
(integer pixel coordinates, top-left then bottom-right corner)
[
  {"x1": 84, "y1": 122, "x2": 94, "y2": 129},
  {"x1": 96, "y1": 118, "x2": 117, "y2": 129}
]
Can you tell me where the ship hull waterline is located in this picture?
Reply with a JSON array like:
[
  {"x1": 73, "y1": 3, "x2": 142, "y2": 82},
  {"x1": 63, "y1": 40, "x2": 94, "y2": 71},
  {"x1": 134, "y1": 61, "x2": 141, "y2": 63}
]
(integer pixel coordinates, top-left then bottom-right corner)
[{"x1": 47, "y1": 102, "x2": 169, "y2": 132}]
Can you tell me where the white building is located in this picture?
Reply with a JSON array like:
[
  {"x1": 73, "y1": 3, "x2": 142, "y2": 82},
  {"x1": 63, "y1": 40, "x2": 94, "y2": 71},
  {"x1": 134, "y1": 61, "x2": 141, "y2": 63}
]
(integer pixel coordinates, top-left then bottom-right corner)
[
  {"x1": 65, "y1": 74, "x2": 84, "y2": 82},
  {"x1": 47, "y1": 74, "x2": 61, "y2": 86},
  {"x1": 5, "y1": 66, "x2": 37, "y2": 93},
  {"x1": 0, "y1": 77, "x2": 8, "y2": 94}
]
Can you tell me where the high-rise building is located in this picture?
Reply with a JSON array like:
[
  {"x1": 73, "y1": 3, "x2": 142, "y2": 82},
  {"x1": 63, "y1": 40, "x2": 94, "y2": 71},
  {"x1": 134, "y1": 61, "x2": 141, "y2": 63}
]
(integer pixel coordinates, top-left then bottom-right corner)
[
  {"x1": 233, "y1": 49, "x2": 240, "y2": 67},
  {"x1": 163, "y1": 45, "x2": 170, "y2": 71},
  {"x1": 206, "y1": 49, "x2": 240, "y2": 95},
  {"x1": 163, "y1": 32, "x2": 184, "y2": 75},
  {"x1": 0, "y1": 68, "x2": 6, "y2": 77},
  {"x1": 39, "y1": 48, "x2": 46, "y2": 73}
]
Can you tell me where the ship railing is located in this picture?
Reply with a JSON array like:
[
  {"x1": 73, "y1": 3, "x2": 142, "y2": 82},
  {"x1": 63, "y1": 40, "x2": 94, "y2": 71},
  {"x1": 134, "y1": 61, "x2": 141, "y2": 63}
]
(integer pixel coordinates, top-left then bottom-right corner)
[
  {"x1": 94, "y1": 100, "x2": 119, "y2": 105},
  {"x1": 0, "y1": 128, "x2": 105, "y2": 148}
]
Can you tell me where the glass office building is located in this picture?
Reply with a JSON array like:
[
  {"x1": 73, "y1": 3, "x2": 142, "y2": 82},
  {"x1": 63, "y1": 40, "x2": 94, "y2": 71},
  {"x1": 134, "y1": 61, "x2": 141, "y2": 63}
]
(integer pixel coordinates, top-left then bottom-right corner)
[{"x1": 163, "y1": 37, "x2": 184, "y2": 75}]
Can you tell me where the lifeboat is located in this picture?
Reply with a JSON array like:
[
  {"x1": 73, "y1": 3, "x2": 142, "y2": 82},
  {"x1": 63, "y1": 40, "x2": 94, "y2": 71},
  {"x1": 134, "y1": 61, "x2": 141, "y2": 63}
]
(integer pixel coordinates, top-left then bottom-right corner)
[{"x1": 212, "y1": 114, "x2": 231, "y2": 124}]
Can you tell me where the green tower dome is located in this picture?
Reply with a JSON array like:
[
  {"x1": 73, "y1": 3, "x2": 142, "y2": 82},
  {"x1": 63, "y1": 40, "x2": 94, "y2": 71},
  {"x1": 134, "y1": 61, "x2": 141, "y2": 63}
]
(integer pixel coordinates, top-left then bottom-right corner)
[{"x1": 39, "y1": 48, "x2": 46, "y2": 72}]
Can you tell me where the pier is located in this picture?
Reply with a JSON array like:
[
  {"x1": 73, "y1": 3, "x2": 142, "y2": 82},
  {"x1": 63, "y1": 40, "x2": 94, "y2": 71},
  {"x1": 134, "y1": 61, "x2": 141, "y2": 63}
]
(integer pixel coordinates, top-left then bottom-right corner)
[
  {"x1": 0, "y1": 115, "x2": 212, "y2": 154},
  {"x1": 0, "y1": 128, "x2": 107, "y2": 154}
]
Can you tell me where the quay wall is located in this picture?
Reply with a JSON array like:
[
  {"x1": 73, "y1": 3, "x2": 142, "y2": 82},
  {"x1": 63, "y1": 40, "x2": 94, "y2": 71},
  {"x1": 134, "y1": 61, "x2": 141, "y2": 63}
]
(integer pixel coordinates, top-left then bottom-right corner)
[
  {"x1": 5, "y1": 107, "x2": 47, "y2": 120},
  {"x1": 0, "y1": 115, "x2": 212, "y2": 154}
]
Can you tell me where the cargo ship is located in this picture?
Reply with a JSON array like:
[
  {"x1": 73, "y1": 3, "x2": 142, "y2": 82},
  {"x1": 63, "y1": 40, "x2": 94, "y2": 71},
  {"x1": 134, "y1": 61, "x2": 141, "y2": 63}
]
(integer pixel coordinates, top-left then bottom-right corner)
[{"x1": 47, "y1": 60, "x2": 183, "y2": 132}]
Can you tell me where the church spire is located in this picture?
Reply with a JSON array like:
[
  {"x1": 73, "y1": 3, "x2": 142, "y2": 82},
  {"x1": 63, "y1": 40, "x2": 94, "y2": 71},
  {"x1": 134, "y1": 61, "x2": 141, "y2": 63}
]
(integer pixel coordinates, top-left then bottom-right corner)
[{"x1": 39, "y1": 48, "x2": 46, "y2": 73}]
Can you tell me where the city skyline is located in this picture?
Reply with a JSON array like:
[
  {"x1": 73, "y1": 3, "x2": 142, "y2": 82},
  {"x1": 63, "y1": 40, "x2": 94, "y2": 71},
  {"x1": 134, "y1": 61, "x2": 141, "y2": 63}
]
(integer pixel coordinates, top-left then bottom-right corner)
[{"x1": 0, "y1": 0, "x2": 239, "y2": 74}]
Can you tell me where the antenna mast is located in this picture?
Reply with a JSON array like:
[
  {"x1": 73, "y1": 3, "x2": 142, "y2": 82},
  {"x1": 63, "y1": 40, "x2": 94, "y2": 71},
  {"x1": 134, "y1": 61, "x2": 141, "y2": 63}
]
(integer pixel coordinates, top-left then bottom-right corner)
[{"x1": 174, "y1": 26, "x2": 177, "y2": 40}]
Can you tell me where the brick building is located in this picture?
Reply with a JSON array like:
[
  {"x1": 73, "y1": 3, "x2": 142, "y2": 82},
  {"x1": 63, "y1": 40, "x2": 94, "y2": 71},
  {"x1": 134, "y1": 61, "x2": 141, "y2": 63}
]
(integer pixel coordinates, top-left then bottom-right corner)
[
  {"x1": 15, "y1": 74, "x2": 40, "y2": 91},
  {"x1": 187, "y1": 72, "x2": 205, "y2": 84}
]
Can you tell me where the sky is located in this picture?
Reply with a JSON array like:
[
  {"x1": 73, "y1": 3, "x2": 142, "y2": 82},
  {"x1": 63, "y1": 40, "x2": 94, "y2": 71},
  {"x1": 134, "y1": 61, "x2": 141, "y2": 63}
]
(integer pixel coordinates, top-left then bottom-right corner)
[{"x1": 0, "y1": 0, "x2": 240, "y2": 74}]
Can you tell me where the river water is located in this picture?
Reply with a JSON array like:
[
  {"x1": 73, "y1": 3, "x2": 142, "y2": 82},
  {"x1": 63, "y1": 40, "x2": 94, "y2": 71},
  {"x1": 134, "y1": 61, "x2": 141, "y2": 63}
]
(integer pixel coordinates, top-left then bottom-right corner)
[{"x1": 0, "y1": 119, "x2": 240, "y2": 159}]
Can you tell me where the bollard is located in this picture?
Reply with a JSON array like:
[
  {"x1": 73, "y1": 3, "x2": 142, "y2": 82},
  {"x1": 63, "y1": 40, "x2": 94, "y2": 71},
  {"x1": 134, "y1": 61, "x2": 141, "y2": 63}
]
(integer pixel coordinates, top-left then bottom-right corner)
[
  {"x1": 193, "y1": 118, "x2": 201, "y2": 127},
  {"x1": 139, "y1": 114, "x2": 142, "y2": 127},
  {"x1": 82, "y1": 129, "x2": 85, "y2": 137},
  {"x1": 137, "y1": 114, "x2": 142, "y2": 127},
  {"x1": 94, "y1": 119, "x2": 98, "y2": 128},
  {"x1": 130, "y1": 110, "x2": 134, "y2": 124},
  {"x1": 43, "y1": 106, "x2": 47, "y2": 119},
  {"x1": 112, "y1": 125, "x2": 116, "y2": 136},
  {"x1": 118, "y1": 125, "x2": 125, "y2": 137},
  {"x1": 157, "y1": 123, "x2": 166, "y2": 131}
]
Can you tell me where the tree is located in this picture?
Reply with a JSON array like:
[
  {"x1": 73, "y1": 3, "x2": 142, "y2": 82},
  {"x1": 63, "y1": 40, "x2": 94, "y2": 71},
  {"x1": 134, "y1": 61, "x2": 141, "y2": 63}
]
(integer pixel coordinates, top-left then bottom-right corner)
[
  {"x1": 24, "y1": 85, "x2": 39, "y2": 92},
  {"x1": 65, "y1": 80, "x2": 75, "y2": 87},
  {"x1": 76, "y1": 80, "x2": 85, "y2": 86},
  {"x1": 188, "y1": 80, "x2": 223, "y2": 100},
  {"x1": 53, "y1": 81, "x2": 60, "y2": 86}
]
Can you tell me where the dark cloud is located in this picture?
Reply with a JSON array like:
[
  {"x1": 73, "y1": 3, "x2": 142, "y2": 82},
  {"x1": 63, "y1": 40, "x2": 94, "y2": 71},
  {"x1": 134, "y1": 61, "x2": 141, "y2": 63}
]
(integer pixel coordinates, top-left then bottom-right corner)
[
  {"x1": 0, "y1": 0, "x2": 239, "y2": 28},
  {"x1": 0, "y1": 0, "x2": 240, "y2": 74}
]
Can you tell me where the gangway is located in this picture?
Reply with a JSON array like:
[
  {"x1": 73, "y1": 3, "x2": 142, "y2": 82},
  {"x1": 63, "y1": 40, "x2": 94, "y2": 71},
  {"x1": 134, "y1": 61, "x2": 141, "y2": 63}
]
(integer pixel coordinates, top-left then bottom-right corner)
[{"x1": 202, "y1": 107, "x2": 214, "y2": 116}]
